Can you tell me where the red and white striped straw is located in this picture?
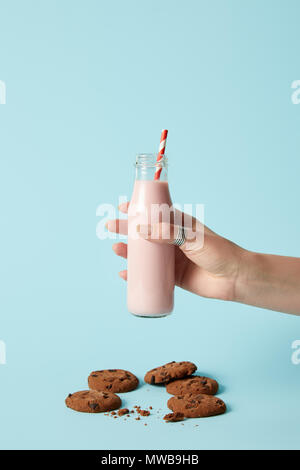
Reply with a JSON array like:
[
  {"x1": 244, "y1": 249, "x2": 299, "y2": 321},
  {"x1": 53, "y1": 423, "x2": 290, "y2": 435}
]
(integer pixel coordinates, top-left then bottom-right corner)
[{"x1": 154, "y1": 129, "x2": 168, "y2": 180}]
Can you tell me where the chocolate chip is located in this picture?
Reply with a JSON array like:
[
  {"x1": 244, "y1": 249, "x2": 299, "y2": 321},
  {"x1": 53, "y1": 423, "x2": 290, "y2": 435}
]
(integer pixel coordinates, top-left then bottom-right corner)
[
  {"x1": 150, "y1": 375, "x2": 155, "y2": 385},
  {"x1": 88, "y1": 402, "x2": 99, "y2": 410},
  {"x1": 185, "y1": 399, "x2": 198, "y2": 409},
  {"x1": 163, "y1": 375, "x2": 171, "y2": 383}
]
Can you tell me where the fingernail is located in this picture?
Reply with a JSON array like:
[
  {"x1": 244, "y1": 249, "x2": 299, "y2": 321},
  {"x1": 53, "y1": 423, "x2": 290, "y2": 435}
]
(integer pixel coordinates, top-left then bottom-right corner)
[{"x1": 119, "y1": 202, "x2": 128, "y2": 211}]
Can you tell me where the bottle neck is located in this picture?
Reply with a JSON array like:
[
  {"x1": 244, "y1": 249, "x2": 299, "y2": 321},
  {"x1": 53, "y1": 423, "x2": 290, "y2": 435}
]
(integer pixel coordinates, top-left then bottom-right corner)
[{"x1": 135, "y1": 153, "x2": 168, "y2": 181}]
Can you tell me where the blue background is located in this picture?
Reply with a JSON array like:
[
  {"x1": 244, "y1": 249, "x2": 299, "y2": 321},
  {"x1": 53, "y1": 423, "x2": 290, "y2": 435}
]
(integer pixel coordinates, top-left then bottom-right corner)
[{"x1": 0, "y1": 0, "x2": 300, "y2": 450}]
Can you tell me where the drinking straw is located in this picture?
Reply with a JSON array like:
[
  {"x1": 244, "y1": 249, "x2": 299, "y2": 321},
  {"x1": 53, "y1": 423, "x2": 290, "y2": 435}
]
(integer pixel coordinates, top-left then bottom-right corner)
[{"x1": 154, "y1": 129, "x2": 168, "y2": 180}]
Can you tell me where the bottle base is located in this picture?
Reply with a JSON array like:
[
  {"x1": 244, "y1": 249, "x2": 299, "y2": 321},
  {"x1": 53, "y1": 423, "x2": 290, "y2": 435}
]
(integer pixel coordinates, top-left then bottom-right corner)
[{"x1": 129, "y1": 311, "x2": 172, "y2": 319}]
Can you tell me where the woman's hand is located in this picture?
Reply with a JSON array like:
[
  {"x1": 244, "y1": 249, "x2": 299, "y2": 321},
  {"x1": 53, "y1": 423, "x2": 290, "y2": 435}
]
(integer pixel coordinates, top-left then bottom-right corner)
[
  {"x1": 106, "y1": 201, "x2": 300, "y2": 315},
  {"x1": 106, "y1": 202, "x2": 245, "y2": 302}
]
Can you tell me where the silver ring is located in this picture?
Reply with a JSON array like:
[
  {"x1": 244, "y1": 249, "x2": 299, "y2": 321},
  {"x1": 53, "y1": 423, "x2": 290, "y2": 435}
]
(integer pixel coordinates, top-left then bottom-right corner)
[{"x1": 173, "y1": 226, "x2": 186, "y2": 246}]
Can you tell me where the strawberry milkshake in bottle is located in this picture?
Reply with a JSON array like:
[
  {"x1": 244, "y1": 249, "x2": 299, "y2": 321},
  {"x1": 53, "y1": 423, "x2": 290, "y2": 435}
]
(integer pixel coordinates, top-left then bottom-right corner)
[{"x1": 127, "y1": 131, "x2": 175, "y2": 317}]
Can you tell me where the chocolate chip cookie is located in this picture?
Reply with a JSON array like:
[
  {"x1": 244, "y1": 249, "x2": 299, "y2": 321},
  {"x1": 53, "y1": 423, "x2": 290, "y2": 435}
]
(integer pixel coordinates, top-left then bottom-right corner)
[
  {"x1": 65, "y1": 390, "x2": 121, "y2": 413},
  {"x1": 88, "y1": 369, "x2": 139, "y2": 393},
  {"x1": 166, "y1": 376, "x2": 219, "y2": 396},
  {"x1": 144, "y1": 361, "x2": 197, "y2": 385},
  {"x1": 167, "y1": 393, "x2": 226, "y2": 418}
]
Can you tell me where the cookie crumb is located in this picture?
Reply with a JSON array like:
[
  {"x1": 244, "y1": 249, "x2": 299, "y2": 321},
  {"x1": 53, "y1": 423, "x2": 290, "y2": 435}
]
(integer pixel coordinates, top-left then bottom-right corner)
[
  {"x1": 163, "y1": 412, "x2": 185, "y2": 423},
  {"x1": 139, "y1": 409, "x2": 150, "y2": 417},
  {"x1": 118, "y1": 408, "x2": 129, "y2": 417}
]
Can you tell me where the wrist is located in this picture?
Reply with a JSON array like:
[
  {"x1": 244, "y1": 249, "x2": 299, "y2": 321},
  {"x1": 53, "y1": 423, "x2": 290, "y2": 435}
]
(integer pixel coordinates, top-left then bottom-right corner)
[{"x1": 233, "y1": 249, "x2": 265, "y2": 304}]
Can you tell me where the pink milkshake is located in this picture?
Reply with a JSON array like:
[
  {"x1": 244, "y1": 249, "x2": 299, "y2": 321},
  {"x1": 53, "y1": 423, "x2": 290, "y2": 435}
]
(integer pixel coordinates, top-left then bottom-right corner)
[{"x1": 127, "y1": 154, "x2": 175, "y2": 317}]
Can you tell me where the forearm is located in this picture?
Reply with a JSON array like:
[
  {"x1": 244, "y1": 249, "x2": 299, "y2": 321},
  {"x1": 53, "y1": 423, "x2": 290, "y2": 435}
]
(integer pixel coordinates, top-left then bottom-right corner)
[{"x1": 234, "y1": 250, "x2": 300, "y2": 315}]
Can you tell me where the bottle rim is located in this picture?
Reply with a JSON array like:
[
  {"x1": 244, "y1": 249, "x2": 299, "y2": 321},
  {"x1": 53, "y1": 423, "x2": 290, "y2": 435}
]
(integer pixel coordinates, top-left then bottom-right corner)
[{"x1": 135, "y1": 153, "x2": 168, "y2": 167}]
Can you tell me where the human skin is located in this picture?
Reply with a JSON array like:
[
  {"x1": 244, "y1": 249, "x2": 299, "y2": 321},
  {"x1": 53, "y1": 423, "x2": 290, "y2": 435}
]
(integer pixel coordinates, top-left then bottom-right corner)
[{"x1": 106, "y1": 202, "x2": 300, "y2": 316}]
